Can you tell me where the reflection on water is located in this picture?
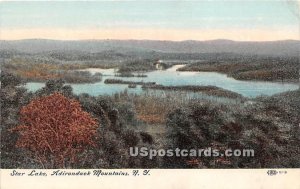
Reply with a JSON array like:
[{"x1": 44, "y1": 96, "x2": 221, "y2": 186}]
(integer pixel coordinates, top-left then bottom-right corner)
[{"x1": 25, "y1": 65, "x2": 299, "y2": 98}]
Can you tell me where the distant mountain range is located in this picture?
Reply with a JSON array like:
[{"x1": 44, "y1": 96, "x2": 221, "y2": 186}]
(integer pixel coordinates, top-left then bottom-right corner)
[{"x1": 0, "y1": 39, "x2": 299, "y2": 56}]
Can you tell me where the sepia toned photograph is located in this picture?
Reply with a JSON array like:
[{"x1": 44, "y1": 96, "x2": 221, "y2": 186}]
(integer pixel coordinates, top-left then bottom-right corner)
[{"x1": 0, "y1": 0, "x2": 300, "y2": 171}]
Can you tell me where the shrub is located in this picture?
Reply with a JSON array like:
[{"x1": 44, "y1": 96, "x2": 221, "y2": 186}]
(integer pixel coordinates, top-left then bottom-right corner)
[{"x1": 11, "y1": 93, "x2": 99, "y2": 168}]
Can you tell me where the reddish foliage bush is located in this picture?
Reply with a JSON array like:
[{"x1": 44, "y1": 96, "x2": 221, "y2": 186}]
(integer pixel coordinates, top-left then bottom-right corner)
[{"x1": 12, "y1": 92, "x2": 98, "y2": 168}]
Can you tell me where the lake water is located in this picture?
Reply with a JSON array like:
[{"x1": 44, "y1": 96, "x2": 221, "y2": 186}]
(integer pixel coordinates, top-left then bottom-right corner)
[{"x1": 25, "y1": 65, "x2": 299, "y2": 98}]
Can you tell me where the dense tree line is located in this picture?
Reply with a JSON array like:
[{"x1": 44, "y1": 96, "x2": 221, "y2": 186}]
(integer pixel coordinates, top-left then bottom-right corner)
[{"x1": 178, "y1": 56, "x2": 299, "y2": 81}]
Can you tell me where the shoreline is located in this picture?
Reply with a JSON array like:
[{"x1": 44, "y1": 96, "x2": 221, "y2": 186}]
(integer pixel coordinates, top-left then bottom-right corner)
[
  {"x1": 141, "y1": 84, "x2": 244, "y2": 99},
  {"x1": 176, "y1": 69, "x2": 299, "y2": 85}
]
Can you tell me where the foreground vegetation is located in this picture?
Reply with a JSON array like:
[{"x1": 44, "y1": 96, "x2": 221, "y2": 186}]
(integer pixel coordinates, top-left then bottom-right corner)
[{"x1": 1, "y1": 72, "x2": 299, "y2": 168}]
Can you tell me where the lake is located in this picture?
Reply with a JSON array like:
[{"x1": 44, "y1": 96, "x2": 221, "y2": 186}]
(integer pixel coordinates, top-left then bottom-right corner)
[{"x1": 25, "y1": 65, "x2": 299, "y2": 98}]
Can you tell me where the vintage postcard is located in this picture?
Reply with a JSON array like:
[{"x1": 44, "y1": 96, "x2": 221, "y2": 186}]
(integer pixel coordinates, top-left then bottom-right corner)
[{"x1": 0, "y1": 0, "x2": 300, "y2": 188}]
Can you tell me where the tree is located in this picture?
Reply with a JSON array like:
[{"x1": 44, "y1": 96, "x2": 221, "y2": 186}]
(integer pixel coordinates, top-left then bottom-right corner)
[
  {"x1": 11, "y1": 93, "x2": 99, "y2": 168},
  {"x1": 0, "y1": 71, "x2": 23, "y2": 88},
  {"x1": 35, "y1": 79, "x2": 73, "y2": 97},
  {"x1": 1, "y1": 72, "x2": 29, "y2": 168}
]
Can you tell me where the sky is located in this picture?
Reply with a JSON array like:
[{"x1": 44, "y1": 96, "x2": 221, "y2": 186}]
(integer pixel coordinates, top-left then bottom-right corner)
[{"x1": 0, "y1": 0, "x2": 300, "y2": 41}]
